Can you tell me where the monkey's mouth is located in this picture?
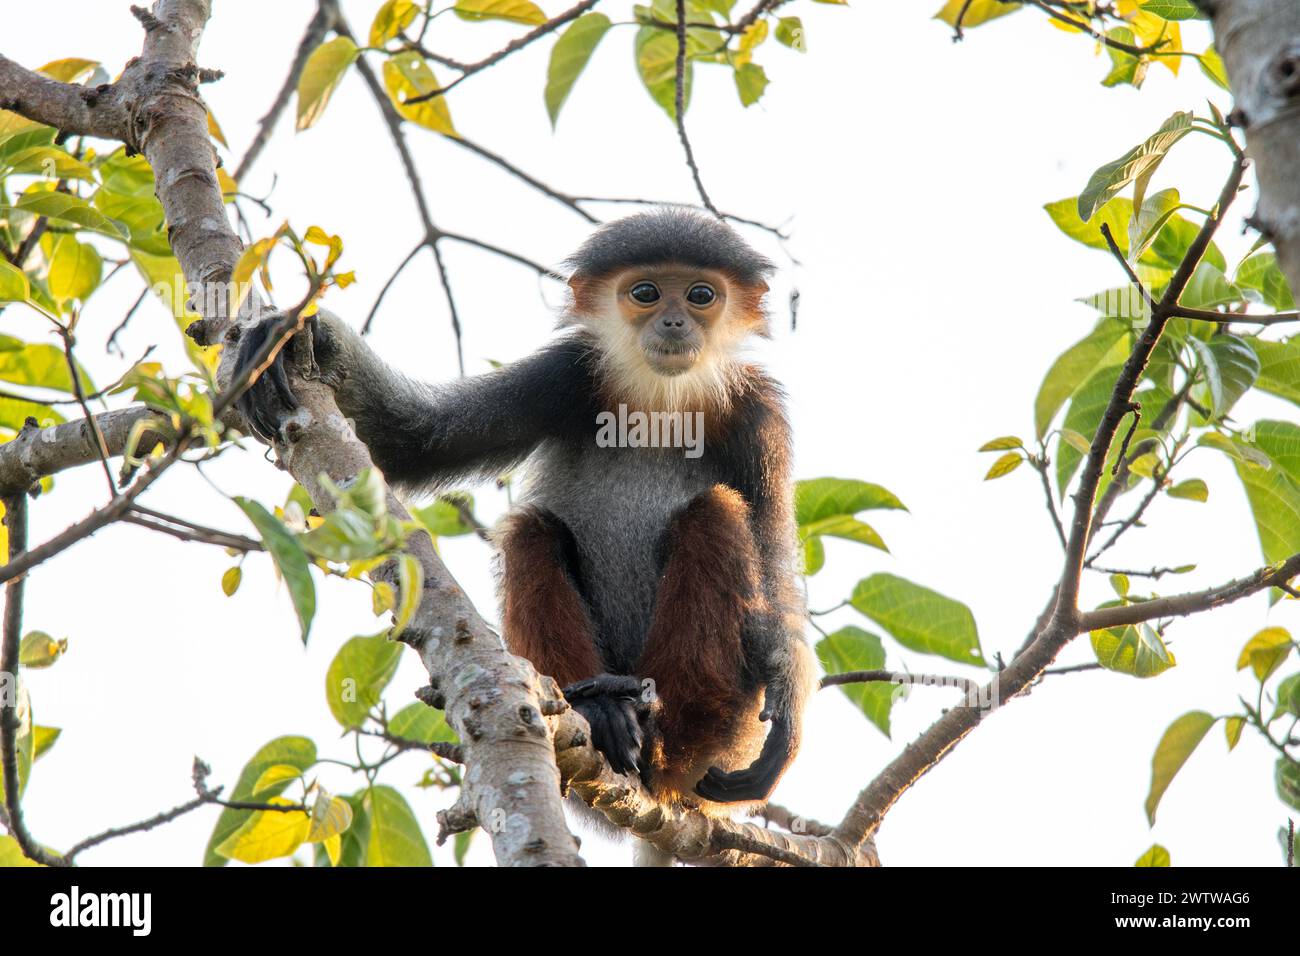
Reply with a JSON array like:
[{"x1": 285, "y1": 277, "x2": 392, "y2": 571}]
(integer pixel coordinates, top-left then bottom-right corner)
[{"x1": 645, "y1": 343, "x2": 700, "y2": 374}]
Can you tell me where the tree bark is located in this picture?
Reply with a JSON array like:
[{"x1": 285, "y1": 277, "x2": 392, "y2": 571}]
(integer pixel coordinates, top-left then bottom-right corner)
[
  {"x1": 1200, "y1": 0, "x2": 1300, "y2": 296},
  {"x1": 1, "y1": 0, "x2": 583, "y2": 866}
]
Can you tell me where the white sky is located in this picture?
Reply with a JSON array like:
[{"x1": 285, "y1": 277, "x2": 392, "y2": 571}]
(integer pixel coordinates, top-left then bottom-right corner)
[{"x1": 3, "y1": 0, "x2": 1295, "y2": 867}]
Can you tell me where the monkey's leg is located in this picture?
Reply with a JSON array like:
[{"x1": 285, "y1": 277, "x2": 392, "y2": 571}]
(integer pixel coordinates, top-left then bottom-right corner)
[
  {"x1": 638, "y1": 485, "x2": 762, "y2": 800},
  {"x1": 497, "y1": 508, "x2": 648, "y2": 776}
]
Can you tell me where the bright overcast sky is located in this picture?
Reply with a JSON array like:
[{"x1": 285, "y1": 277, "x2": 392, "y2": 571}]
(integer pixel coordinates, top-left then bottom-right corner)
[{"x1": 4, "y1": 0, "x2": 1293, "y2": 866}]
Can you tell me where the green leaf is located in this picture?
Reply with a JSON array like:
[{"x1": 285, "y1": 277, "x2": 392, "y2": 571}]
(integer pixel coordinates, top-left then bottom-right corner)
[
  {"x1": 1090, "y1": 623, "x2": 1176, "y2": 678},
  {"x1": 203, "y1": 736, "x2": 317, "y2": 866},
  {"x1": 1139, "y1": 0, "x2": 1207, "y2": 20},
  {"x1": 1034, "y1": 319, "x2": 1130, "y2": 437},
  {"x1": 0, "y1": 836, "x2": 43, "y2": 867},
  {"x1": 1274, "y1": 673, "x2": 1300, "y2": 719},
  {"x1": 1276, "y1": 758, "x2": 1300, "y2": 813},
  {"x1": 215, "y1": 797, "x2": 311, "y2": 864},
  {"x1": 635, "y1": 25, "x2": 690, "y2": 120},
  {"x1": 383, "y1": 54, "x2": 457, "y2": 136},
  {"x1": 389, "y1": 701, "x2": 459, "y2": 744},
  {"x1": 1198, "y1": 44, "x2": 1229, "y2": 89},
  {"x1": 251, "y1": 763, "x2": 306, "y2": 796},
  {"x1": 1179, "y1": 263, "x2": 1240, "y2": 311},
  {"x1": 31, "y1": 725, "x2": 60, "y2": 761},
  {"x1": 978, "y1": 436, "x2": 1022, "y2": 452},
  {"x1": 1224, "y1": 715, "x2": 1245, "y2": 751},
  {"x1": 325, "y1": 633, "x2": 403, "y2": 729},
  {"x1": 1102, "y1": 27, "x2": 1146, "y2": 89},
  {"x1": 12, "y1": 190, "x2": 128, "y2": 238},
  {"x1": 2, "y1": 146, "x2": 95, "y2": 181},
  {"x1": 774, "y1": 17, "x2": 806, "y2": 51},
  {"x1": 1078, "y1": 112, "x2": 1193, "y2": 223},
  {"x1": 369, "y1": 0, "x2": 420, "y2": 46},
  {"x1": 296, "y1": 37, "x2": 360, "y2": 131},
  {"x1": 733, "y1": 62, "x2": 768, "y2": 107},
  {"x1": 1167, "y1": 478, "x2": 1208, "y2": 502},
  {"x1": 545, "y1": 13, "x2": 612, "y2": 127},
  {"x1": 816, "y1": 626, "x2": 897, "y2": 736},
  {"x1": 933, "y1": 0, "x2": 1019, "y2": 28},
  {"x1": 1232, "y1": 422, "x2": 1300, "y2": 572},
  {"x1": 45, "y1": 234, "x2": 101, "y2": 303},
  {"x1": 1235, "y1": 252, "x2": 1295, "y2": 312},
  {"x1": 365, "y1": 785, "x2": 433, "y2": 866},
  {"x1": 235, "y1": 497, "x2": 316, "y2": 642},
  {"x1": 18, "y1": 631, "x2": 65, "y2": 668},
  {"x1": 802, "y1": 534, "x2": 825, "y2": 576},
  {"x1": 0, "y1": 343, "x2": 93, "y2": 393},
  {"x1": 1236, "y1": 626, "x2": 1292, "y2": 682},
  {"x1": 454, "y1": 0, "x2": 546, "y2": 25},
  {"x1": 411, "y1": 494, "x2": 478, "y2": 537},
  {"x1": 800, "y1": 514, "x2": 888, "y2": 552},
  {"x1": 1135, "y1": 844, "x2": 1171, "y2": 867},
  {"x1": 0, "y1": 259, "x2": 30, "y2": 302},
  {"x1": 1145, "y1": 711, "x2": 1216, "y2": 824},
  {"x1": 850, "y1": 573, "x2": 984, "y2": 665},
  {"x1": 393, "y1": 553, "x2": 423, "y2": 637},
  {"x1": 1190, "y1": 334, "x2": 1259, "y2": 421},
  {"x1": 794, "y1": 477, "x2": 907, "y2": 525},
  {"x1": 983, "y1": 451, "x2": 1022, "y2": 480}
]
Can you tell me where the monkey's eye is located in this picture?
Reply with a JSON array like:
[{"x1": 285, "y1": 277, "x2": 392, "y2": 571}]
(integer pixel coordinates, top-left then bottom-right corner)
[
  {"x1": 629, "y1": 282, "x2": 660, "y2": 304},
  {"x1": 686, "y1": 283, "x2": 716, "y2": 307}
]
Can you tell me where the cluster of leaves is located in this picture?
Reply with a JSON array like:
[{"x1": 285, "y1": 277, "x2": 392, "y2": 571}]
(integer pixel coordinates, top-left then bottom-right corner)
[
  {"x1": 937, "y1": 0, "x2": 1229, "y2": 92},
  {"x1": 199, "y1": 470, "x2": 487, "y2": 866},
  {"x1": 1, "y1": 61, "x2": 237, "y2": 376},
  {"x1": 294, "y1": 0, "x2": 844, "y2": 138},
  {"x1": 1144, "y1": 626, "x2": 1299, "y2": 864},
  {"x1": 203, "y1": 674, "x2": 464, "y2": 867},
  {"x1": 970, "y1": 96, "x2": 1298, "y2": 858},
  {"x1": 797, "y1": 477, "x2": 988, "y2": 738}
]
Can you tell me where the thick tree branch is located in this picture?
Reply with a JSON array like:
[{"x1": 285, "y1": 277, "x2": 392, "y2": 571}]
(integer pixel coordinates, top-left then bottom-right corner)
[
  {"x1": 1200, "y1": 0, "x2": 1300, "y2": 298},
  {"x1": 1, "y1": 0, "x2": 583, "y2": 867}
]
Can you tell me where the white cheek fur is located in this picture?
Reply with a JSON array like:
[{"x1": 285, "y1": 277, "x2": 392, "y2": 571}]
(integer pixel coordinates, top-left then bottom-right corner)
[{"x1": 568, "y1": 301, "x2": 751, "y2": 412}]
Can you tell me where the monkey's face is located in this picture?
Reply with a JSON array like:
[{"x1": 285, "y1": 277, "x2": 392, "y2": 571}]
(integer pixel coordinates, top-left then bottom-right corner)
[{"x1": 613, "y1": 267, "x2": 731, "y2": 377}]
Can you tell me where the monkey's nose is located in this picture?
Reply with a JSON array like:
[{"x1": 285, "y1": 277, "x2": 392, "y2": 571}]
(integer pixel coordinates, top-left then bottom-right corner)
[{"x1": 659, "y1": 313, "x2": 687, "y2": 331}]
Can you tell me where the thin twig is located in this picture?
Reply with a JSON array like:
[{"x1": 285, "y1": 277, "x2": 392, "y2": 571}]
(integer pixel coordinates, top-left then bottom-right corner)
[
  {"x1": 673, "y1": 0, "x2": 720, "y2": 217},
  {"x1": 1, "y1": 492, "x2": 68, "y2": 866}
]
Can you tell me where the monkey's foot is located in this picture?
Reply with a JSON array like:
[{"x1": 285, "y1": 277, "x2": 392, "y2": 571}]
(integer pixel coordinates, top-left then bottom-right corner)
[{"x1": 563, "y1": 674, "x2": 649, "y2": 779}]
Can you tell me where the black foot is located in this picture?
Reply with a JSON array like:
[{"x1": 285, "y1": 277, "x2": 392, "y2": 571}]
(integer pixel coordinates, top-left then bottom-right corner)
[{"x1": 564, "y1": 674, "x2": 650, "y2": 779}]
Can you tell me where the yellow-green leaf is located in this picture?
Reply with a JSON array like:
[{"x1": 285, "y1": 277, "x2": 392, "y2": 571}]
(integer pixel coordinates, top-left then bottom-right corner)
[
  {"x1": 0, "y1": 259, "x2": 29, "y2": 302},
  {"x1": 46, "y1": 234, "x2": 102, "y2": 302},
  {"x1": 235, "y1": 498, "x2": 315, "y2": 642},
  {"x1": 214, "y1": 797, "x2": 311, "y2": 864},
  {"x1": 1091, "y1": 623, "x2": 1175, "y2": 678},
  {"x1": 1224, "y1": 715, "x2": 1245, "y2": 751},
  {"x1": 221, "y1": 565, "x2": 242, "y2": 597},
  {"x1": 1168, "y1": 478, "x2": 1208, "y2": 502},
  {"x1": 325, "y1": 633, "x2": 403, "y2": 729},
  {"x1": 1236, "y1": 627, "x2": 1292, "y2": 681},
  {"x1": 18, "y1": 631, "x2": 65, "y2": 669},
  {"x1": 383, "y1": 54, "x2": 457, "y2": 136},
  {"x1": 984, "y1": 452, "x2": 1022, "y2": 480},
  {"x1": 296, "y1": 37, "x2": 360, "y2": 131},
  {"x1": 370, "y1": 0, "x2": 420, "y2": 45},
  {"x1": 545, "y1": 13, "x2": 612, "y2": 127},
  {"x1": 307, "y1": 791, "x2": 354, "y2": 843},
  {"x1": 1135, "y1": 844, "x2": 1170, "y2": 867},
  {"x1": 454, "y1": 0, "x2": 546, "y2": 25},
  {"x1": 1145, "y1": 711, "x2": 1215, "y2": 823},
  {"x1": 251, "y1": 763, "x2": 304, "y2": 796}
]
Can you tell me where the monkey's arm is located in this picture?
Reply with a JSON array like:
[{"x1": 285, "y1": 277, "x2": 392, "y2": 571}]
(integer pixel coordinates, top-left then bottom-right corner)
[
  {"x1": 695, "y1": 378, "x2": 811, "y2": 804},
  {"x1": 236, "y1": 312, "x2": 595, "y2": 491}
]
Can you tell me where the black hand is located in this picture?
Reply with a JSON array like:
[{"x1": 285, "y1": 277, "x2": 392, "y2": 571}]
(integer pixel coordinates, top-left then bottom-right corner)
[
  {"x1": 234, "y1": 316, "x2": 299, "y2": 443},
  {"x1": 563, "y1": 674, "x2": 649, "y2": 778},
  {"x1": 694, "y1": 708, "x2": 793, "y2": 804}
]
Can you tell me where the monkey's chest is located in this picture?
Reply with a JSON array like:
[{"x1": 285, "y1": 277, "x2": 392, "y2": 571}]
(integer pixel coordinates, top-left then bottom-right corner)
[{"x1": 523, "y1": 444, "x2": 716, "y2": 671}]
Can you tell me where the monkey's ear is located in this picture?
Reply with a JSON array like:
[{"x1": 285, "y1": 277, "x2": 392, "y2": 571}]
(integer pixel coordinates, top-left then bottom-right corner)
[{"x1": 566, "y1": 273, "x2": 605, "y2": 318}]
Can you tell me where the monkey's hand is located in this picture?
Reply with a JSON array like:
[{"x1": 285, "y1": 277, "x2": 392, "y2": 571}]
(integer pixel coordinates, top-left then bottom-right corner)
[
  {"x1": 694, "y1": 687, "x2": 795, "y2": 804},
  {"x1": 563, "y1": 674, "x2": 651, "y2": 779},
  {"x1": 233, "y1": 312, "x2": 348, "y2": 443}
]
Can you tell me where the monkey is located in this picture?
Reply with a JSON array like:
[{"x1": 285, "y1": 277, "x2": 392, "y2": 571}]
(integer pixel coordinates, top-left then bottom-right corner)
[{"x1": 234, "y1": 207, "x2": 814, "y2": 823}]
